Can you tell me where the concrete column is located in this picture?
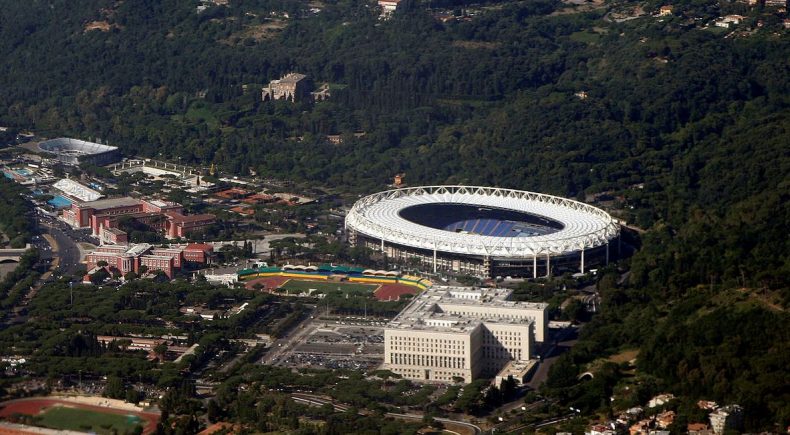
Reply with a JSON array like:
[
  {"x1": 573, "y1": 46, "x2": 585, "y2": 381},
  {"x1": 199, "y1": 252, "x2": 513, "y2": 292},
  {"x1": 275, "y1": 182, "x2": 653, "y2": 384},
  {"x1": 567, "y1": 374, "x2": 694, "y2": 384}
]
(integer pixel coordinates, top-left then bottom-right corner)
[
  {"x1": 533, "y1": 254, "x2": 537, "y2": 279},
  {"x1": 546, "y1": 253, "x2": 551, "y2": 278},
  {"x1": 433, "y1": 248, "x2": 437, "y2": 273},
  {"x1": 580, "y1": 248, "x2": 585, "y2": 274},
  {"x1": 380, "y1": 238, "x2": 385, "y2": 253}
]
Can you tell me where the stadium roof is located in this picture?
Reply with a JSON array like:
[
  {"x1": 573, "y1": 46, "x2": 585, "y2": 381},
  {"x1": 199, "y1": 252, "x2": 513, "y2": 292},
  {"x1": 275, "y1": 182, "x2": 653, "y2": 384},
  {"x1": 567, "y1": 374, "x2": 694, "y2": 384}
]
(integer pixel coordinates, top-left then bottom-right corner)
[
  {"x1": 38, "y1": 137, "x2": 118, "y2": 155},
  {"x1": 345, "y1": 186, "x2": 620, "y2": 258}
]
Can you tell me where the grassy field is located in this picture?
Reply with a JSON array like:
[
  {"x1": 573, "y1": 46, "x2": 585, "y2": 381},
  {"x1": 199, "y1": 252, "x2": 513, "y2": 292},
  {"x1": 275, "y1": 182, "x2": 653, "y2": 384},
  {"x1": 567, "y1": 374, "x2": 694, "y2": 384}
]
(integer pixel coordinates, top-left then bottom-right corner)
[
  {"x1": 36, "y1": 407, "x2": 144, "y2": 434},
  {"x1": 569, "y1": 30, "x2": 602, "y2": 44},
  {"x1": 281, "y1": 279, "x2": 378, "y2": 295}
]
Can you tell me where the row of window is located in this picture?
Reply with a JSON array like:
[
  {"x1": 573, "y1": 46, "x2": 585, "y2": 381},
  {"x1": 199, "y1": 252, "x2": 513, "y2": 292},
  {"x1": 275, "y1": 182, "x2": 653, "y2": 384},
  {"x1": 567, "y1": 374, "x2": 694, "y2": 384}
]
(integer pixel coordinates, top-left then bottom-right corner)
[
  {"x1": 390, "y1": 353, "x2": 467, "y2": 369},
  {"x1": 390, "y1": 346, "x2": 464, "y2": 354},
  {"x1": 482, "y1": 346, "x2": 523, "y2": 361}
]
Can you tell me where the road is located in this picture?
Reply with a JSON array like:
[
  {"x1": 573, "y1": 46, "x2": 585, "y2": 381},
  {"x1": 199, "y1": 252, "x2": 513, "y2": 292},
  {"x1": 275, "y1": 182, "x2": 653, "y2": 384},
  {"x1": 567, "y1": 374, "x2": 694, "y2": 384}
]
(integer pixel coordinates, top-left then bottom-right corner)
[
  {"x1": 259, "y1": 307, "x2": 316, "y2": 365},
  {"x1": 526, "y1": 326, "x2": 578, "y2": 389},
  {"x1": 291, "y1": 393, "x2": 482, "y2": 435},
  {"x1": 35, "y1": 212, "x2": 89, "y2": 276}
]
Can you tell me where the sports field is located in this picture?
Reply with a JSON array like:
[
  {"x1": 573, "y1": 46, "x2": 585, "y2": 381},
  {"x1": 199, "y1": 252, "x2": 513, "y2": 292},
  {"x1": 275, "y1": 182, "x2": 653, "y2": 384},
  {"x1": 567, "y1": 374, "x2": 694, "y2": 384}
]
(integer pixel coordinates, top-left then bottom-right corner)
[
  {"x1": 280, "y1": 279, "x2": 378, "y2": 295},
  {"x1": 36, "y1": 406, "x2": 144, "y2": 433},
  {"x1": 245, "y1": 276, "x2": 420, "y2": 301},
  {"x1": 0, "y1": 397, "x2": 159, "y2": 434}
]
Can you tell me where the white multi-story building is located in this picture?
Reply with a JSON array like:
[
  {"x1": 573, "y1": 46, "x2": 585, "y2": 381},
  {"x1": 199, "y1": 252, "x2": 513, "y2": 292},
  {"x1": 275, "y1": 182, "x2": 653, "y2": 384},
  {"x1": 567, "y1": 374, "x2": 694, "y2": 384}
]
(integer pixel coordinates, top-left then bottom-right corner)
[
  {"x1": 382, "y1": 286, "x2": 548, "y2": 383},
  {"x1": 710, "y1": 405, "x2": 743, "y2": 434}
]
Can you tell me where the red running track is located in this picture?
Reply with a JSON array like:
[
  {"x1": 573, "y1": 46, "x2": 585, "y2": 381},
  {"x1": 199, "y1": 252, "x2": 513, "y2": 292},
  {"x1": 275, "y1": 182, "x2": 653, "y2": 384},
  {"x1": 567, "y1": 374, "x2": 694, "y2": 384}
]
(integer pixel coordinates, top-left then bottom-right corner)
[{"x1": 0, "y1": 397, "x2": 160, "y2": 434}]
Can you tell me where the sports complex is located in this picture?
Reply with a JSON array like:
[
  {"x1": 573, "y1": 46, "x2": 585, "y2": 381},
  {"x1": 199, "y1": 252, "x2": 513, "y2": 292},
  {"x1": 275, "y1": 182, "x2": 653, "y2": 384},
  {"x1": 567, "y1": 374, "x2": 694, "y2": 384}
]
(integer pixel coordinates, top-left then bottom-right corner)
[
  {"x1": 239, "y1": 264, "x2": 431, "y2": 301},
  {"x1": 0, "y1": 397, "x2": 159, "y2": 434},
  {"x1": 345, "y1": 186, "x2": 621, "y2": 278}
]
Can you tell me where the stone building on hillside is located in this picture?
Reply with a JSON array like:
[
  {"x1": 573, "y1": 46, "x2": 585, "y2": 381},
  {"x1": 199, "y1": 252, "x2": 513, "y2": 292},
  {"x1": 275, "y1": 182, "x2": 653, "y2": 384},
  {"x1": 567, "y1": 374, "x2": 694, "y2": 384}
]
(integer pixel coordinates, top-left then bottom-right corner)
[{"x1": 262, "y1": 73, "x2": 312, "y2": 102}]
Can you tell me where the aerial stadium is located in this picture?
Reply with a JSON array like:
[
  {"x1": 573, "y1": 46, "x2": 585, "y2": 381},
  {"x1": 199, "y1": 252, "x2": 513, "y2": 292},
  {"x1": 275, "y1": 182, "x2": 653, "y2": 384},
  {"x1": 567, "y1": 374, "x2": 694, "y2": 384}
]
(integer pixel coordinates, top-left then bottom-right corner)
[
  {"x1": 345, "y1": 186, "x2": 621, "y2": 279},
  {"x1": 36, "y1": 137, "x2": 120, "y2": 166}
]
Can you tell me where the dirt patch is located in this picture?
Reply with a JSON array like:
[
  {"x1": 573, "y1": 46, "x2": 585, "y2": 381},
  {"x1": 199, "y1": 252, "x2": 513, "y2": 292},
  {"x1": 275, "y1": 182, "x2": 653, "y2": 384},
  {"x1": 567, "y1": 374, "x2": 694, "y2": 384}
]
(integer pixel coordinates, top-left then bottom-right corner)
[
  {"x1": 606, "y1": 349, "x2": 639, "y2": 364},
  {"x1": 220, "y1": 20, "x2": 288, "y2": 45},
  {"x1": 374, "y1": 283, "x2": 419, "y2": 301},
  {"x1": 0, "y1": 263, "x2": 17, "y2": 281},
  {"x1": 84, "y1": 21, "x2": 113, "y2": 32},
  {"x1": 82, "y1": 21, "x2": 120, "y2": 33},
  {"x1": 551, "y1": 0, "x2": 605, "y2": 15},
  {"x1": 244, "y1": 276, "x2": 291, "y2": 290}
]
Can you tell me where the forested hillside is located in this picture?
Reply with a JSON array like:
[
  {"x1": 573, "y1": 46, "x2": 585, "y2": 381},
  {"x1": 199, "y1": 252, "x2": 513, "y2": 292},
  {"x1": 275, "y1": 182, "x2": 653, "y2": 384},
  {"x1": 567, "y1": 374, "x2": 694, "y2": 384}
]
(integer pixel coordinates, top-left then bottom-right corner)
[{"x1": 0, "y1": 0, "x2": 788, "y2": 429}]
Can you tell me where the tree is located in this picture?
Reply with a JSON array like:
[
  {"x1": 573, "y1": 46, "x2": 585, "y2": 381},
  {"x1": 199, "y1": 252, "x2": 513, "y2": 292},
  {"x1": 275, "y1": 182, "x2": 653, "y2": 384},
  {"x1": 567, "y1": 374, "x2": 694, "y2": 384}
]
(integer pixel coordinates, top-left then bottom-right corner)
[
  {"x1": 153, "y1": 343, "x2": 168, "y2": 360},
  {"x1": 104, "y1": 376, "x2": 125, "y2": 400},
  {"x1": 563, "y1": 299, "x2": 585, "y2": 323},
  {"x1": 89, "y1": 268, "x2": 110, "y2": 285},
  {"x1": 125, "y1": 388, "x2": 142, "y2": 404}
]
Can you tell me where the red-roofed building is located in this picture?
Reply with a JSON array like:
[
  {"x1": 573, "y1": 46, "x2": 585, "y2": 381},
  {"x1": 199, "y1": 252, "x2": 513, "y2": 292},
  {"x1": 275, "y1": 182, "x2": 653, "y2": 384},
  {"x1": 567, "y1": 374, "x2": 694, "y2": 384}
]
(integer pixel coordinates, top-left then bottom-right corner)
[
  {"x1": 184, "y1": 244, "x2": 214, "y2": 265},
  {"x1": 63, "y1": 196, "x2": 214, "y2": 240},
  {"x1": 151, "y1": 247, "x2": 185, "y2": 269},
  {"x1": 85, "y1": 243, "x2": 214, "y2": 279},
  {"x1": 214, "y1": 187, "x2": 250, "y2": 200},
  {"x1": 243, "y1": 193, "x2": 276, "y2": 205},
  {"x1": 230, "y1": 206, "x2": 255, "y2": 216},
  {"x1": 164, "y1": 212, "x2": 216, "y2": 238},
  {"x1": 101, "y1": 227, "x2": 128, "y2": 245},
  {"x1": 656, "y1": 410, "x2": 676, "y2": 429}
]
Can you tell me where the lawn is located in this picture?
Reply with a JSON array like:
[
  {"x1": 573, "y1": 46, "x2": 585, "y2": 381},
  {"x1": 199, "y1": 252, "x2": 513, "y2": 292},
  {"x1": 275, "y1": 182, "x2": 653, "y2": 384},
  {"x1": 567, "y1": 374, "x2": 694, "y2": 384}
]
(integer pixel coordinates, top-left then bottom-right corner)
[
  {"x1": 280, "y1": 279, "x2": 378, "y2": 296},
  {"x1": 36, "y1": 406, "x2": 144, "y2": 434},
  {"x1": 569, "y1": 30, "x2": 601, "y2": 44}
]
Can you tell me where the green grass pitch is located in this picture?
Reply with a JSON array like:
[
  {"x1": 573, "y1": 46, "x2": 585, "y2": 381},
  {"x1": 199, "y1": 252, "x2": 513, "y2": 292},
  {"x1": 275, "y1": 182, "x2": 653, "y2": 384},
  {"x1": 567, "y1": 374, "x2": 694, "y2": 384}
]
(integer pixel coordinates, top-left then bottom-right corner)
[{"x1": 36, "y1": 406, "x2": 144, "y2": 434}]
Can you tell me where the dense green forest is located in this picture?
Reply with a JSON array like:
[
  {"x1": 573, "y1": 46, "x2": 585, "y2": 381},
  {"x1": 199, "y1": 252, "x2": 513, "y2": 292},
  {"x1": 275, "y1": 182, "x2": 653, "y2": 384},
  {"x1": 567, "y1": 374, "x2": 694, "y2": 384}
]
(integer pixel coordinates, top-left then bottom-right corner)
[
  {"x1": 0, "y1": 177, "x2": 34, "y2": 248},
  {"x1": 0, "y1": 0, "x2": 788, "y2": 430}
]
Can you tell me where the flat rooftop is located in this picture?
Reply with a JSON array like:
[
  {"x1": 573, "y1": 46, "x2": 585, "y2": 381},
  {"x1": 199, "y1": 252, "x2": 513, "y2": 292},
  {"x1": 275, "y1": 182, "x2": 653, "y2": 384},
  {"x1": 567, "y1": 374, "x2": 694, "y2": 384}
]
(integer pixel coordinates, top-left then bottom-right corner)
[
  {"x1": 145, "y1": 199, "x2": 180, "y2": 208},
  {"x1": 77, "y1": 196, "x2": 141, "y2": 210},
  {"x1": 386, "y1": 286, "x2": 548, "y2": 333},
  {"x1": 125, "y1": 243, "x2": 153, "y2": 257}
]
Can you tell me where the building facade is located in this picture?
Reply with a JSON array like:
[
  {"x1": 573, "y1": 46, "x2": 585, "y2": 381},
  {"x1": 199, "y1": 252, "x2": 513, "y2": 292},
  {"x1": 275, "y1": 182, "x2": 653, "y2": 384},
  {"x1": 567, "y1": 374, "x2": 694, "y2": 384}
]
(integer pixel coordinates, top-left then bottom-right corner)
[
  {"x1": 382, "y1": 286, "x2": 548, "y2": 383},
  {"x1": 85, "y1": 243, "x2": 214, "y2": 278},
  {"x1": 62, "y1": 197, "x2": 215, "y2": 240},
  {"x1": 709, "y1": 405, "x2": 743, "y2": 434},
  {"x1": 261, "y1": 73, "x2": 312, "y2": 102}
]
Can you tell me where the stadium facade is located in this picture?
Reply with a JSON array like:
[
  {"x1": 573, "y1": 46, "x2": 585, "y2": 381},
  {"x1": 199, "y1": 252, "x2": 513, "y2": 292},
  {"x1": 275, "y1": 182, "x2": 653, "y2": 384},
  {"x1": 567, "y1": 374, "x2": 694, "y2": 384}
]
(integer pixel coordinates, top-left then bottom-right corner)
[
  {"x1": 37, "y1": 138, "x2": 120, "y2": 166},
  {"x1": 345, "y1": 186, "x2": 621, "y2": 279}
]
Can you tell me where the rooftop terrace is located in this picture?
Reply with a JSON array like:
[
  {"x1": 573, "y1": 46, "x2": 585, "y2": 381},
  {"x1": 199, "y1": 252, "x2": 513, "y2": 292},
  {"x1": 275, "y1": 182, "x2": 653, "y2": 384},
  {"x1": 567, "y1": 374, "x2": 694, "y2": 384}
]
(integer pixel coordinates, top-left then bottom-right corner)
[{"x1": 387, "y1": 286, "x2": 548, "y2": 333}]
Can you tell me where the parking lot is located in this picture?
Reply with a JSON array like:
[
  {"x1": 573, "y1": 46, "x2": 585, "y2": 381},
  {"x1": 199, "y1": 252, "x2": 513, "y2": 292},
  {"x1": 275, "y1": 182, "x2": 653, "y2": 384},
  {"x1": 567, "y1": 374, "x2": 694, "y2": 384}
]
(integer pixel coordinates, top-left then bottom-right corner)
[{"x1": 275, "y1": 321, "x2": 386, "y2": 371}]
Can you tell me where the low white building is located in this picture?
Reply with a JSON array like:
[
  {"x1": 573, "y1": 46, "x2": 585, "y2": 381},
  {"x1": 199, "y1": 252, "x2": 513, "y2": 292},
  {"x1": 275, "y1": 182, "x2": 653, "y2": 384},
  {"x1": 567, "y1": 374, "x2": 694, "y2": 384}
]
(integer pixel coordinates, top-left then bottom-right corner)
[
  {"x1": 715, "y1": 14, "x2": 745, "y2": 28},
  {"x1": 203, "y1": 273, "x2": 238, "y2": 286},
  {"x1": 648, "y1": 393, "x2": 675, "y2": 408},
  {"x1": 52, "y1": 178, "x2": 104, "y2": 202},
  {"x1": 378, "y1": 0, "x2": 401, "y2": 16}
]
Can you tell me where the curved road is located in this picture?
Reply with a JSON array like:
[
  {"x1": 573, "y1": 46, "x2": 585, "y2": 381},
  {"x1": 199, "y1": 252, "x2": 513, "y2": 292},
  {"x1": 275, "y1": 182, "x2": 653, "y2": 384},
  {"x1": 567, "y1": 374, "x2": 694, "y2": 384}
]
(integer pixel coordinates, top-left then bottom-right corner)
[{"x1": 291, "y1": 393, "x2": 482, "y2": 435}]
